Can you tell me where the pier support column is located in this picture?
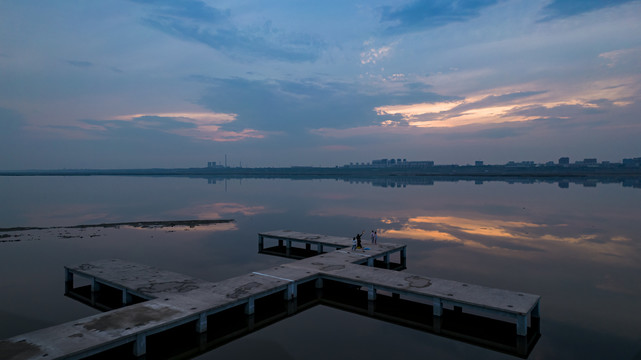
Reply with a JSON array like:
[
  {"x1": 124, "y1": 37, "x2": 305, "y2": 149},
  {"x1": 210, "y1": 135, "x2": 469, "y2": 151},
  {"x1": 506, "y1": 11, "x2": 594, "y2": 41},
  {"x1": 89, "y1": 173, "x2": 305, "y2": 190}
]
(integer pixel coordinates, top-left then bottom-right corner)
[
  {"x1": 315, "y1": 278, "x2": 323, "y2": 289},
  {"x1": 433, "y1": 297, "x2": 443, "y2": 317},
  {"x1": 305, "y1": 243, "x2": 311, "y2": 252},
  {"x1": 367, "y1": 258, "x2": 374, "y2": 267},
  {"x1": 196, "y1": 313, "x2": 207, "y2": 333},
  {"x1": 384, "y1": 254, "x2": 390, "y2": 269},
  {"x1": 122, "y1": 289, "x2": 132, "y2": 305},
  {"x1": 285, "y1": 283, "x2": 297, "y2": 300},
  {"x1": 91, "y1": 278, "x2": 101, "y2": 293},
  {"x1": 258, "y1": 235, "x2": 264, "y2": 252},
  {"x1": 65, "y1": 269, "x2": 73, "y2": 293},
  {"x1": 531, "y1": 300, "x2": 541, "y2": 332},
  {"x1": 368, "y1": 285, "x2": 376, "y2": 301},
  {"x1": 133, "y1": 334, "x2": 146, "y2": 357},
  {"x1": 401, "y1": 247, "x2": 407, "y2": 268},
  {"x1": 286, "y1": 240, "x2": 292, "y2": 257},
  {"x1": 516, "y1": 314, "x2": 528, "y2": 336},
  {"x1": 317, "y1": 243, "x2": 323, "y2": 254},
  {"x1": 245, "y1": 298, "x2": 255, "y2": 315}
]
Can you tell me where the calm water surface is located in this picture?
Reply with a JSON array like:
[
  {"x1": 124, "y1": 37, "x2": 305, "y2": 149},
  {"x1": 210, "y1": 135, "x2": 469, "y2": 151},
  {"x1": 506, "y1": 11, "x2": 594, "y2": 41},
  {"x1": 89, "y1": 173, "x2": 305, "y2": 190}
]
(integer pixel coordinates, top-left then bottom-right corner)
[{"x1": 1, "y1": 176, "x2": 640, "y2": 359}]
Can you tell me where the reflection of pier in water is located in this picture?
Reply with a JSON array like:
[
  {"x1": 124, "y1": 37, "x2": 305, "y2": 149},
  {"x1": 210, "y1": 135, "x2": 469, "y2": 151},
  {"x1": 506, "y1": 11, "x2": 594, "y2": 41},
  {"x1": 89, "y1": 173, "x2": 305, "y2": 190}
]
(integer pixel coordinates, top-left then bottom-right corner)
[{"x1": 1, "y1": 231, "x2": 540, "y2": 359}]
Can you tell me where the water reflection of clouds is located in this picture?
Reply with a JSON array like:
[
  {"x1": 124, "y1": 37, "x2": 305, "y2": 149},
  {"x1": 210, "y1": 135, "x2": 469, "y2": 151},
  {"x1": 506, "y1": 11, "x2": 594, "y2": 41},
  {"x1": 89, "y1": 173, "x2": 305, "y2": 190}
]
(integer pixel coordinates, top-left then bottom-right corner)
[
  {"x1": 181, "y1": 202, "x2": 271, "y2": 219},
  {"x1": 380, "y1": 215, "x2": 639, "y2": 265}
]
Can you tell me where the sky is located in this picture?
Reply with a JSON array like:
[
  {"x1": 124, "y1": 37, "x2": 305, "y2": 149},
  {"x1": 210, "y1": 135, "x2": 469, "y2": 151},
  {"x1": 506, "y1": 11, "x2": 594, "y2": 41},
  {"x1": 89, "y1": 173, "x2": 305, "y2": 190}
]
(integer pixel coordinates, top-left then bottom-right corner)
[{"x1": 1, "y1": 0, "x2": 640, "y2": 169}]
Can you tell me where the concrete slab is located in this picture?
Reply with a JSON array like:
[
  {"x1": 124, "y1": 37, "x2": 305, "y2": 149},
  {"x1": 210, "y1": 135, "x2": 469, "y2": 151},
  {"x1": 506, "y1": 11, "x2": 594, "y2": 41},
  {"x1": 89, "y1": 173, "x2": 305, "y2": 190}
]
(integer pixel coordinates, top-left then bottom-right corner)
[
  {"x1": 66, "y1": 259, "x2": 210, "y2": 297},
  {"x1": 323, "y1": 263, "x2": 539, "y2": 315}
]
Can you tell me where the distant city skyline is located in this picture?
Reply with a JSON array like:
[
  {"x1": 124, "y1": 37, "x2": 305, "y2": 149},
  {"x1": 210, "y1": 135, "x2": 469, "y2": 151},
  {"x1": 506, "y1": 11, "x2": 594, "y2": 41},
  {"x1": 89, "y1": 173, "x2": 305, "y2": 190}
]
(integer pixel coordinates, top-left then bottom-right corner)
[{"x1": 1, "y1": 1, "x2": 641, "y2": 170}]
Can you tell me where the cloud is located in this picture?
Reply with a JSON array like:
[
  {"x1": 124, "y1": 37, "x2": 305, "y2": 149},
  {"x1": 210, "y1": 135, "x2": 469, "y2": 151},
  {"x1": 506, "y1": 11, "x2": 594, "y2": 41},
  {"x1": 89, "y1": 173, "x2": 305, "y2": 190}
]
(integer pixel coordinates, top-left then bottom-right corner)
[
  {"x1": 114, "y1": 112, "x2": 267, "y2": 142},
  {"x1": 598, "y1": 48, "x2": 641, "y2": 70},
  {"x1": 129, "y1": 0, "x2": 230, "y2": 22},
  {"x1": 360, "y1": 43, "x2": 394, "y2": 64},
  {"x1": 58, "y1": 111, "x2": 266, "y2": 143},
  {"x1": 192, "y1": 76, "x2": 449, "y2": 133},
  {"x1": 381, "y1": 0, "x2": 500, "y2": 34},
  {"x1": 132, "y1": 0, "x2": 325, "y2": 62},
  {"x1": 539, "y1": 0, "x2": 637, "y2": 21},
  {"x1": 373, "y1": 83, "x2": 637, "y2": 129}
]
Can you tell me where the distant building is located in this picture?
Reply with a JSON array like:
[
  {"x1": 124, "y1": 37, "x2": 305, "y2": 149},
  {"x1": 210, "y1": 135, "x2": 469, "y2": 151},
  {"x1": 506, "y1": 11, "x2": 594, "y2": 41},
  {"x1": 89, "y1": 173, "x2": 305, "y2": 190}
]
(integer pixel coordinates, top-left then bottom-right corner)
[
  {"x1": 583, "y1": 158, "x2": 597, "y2": 164},
  {"x1": 559, "y1": 157, "x2": 570, "y2": 165},
  {"x1": 369, "y1": 158, "x2": 433, "y2": 167},
  {"x1": 406, "y1": 161, "x2": 434, "y2": 167},
  {"x1": 475, "y1": 161, "x2": 484, "y2": 166},
  {"x1": 622, "y1": 158, "x2": 641, "y2": 167},
  {"x1": 507, "y1": 161, "x2": 535, "y2": 167}
]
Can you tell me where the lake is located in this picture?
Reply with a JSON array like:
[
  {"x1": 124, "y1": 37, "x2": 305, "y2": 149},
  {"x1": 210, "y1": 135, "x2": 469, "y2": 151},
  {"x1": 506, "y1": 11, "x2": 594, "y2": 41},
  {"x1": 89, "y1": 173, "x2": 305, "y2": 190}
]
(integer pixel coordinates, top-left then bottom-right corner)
[{"x1": 1, "y1": 175, "x2": 640, "y2": 359}]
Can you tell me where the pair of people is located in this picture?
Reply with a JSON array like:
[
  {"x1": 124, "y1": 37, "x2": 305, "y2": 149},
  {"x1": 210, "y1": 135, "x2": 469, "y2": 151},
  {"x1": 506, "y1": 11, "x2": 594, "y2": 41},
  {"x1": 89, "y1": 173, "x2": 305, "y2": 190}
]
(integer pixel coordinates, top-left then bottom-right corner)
[{"x1": 352, "y1": 230, "x2": 377, "y2": 251}]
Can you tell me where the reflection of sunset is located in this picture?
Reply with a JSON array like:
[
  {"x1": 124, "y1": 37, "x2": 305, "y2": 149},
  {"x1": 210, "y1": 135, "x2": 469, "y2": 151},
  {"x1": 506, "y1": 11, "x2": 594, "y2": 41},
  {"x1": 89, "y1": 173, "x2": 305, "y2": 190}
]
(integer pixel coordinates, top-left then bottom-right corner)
[
  {"x1": 408, "y1": 216, "x2": 543, "y2": 238},
  {"x1": 382, "y1": 228, "x2": 460, "y2": 242},
  {"x1": 381, "y1": 215, "x2": 639, "y2": 264},
  {"x1": 191, "y1": 203, "x2": 268, "y2": 219}
]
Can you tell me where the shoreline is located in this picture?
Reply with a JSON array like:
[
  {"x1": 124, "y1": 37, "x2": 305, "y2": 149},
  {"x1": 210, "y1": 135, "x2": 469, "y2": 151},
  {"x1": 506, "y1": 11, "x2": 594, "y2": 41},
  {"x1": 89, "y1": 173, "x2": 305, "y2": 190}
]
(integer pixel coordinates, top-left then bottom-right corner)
[{"x1": 0, "y1": 219, "x2": 235, "y2": 233}]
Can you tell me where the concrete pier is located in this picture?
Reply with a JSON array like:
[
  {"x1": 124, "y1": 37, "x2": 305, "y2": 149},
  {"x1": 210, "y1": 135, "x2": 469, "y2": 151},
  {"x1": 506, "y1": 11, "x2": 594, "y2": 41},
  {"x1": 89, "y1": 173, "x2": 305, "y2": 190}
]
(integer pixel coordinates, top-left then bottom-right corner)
[{"x1": 1, "y1": 230, "x2": 540, "y2": 359}]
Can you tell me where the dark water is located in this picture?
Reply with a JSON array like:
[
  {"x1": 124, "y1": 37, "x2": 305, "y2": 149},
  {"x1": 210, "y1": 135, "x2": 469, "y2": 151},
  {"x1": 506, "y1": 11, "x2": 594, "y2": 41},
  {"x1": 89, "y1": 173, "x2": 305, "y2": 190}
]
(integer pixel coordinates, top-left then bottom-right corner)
[{"x1": 1, "y1": 176, "x2": 640, "y2": 359}]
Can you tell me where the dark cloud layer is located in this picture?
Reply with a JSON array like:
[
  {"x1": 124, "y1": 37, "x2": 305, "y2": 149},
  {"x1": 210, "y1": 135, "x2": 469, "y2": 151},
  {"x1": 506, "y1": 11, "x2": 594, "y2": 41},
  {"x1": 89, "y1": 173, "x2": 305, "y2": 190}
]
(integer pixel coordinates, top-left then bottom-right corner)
[
  {"x1": 130, "y1": 0, "x2": 230, "y2": 22},
  {"x1": 381, "y1": 0, "x2": 500, "y2": 34},
  {"x1": 132, "y1": 0, "x2": 324, "y2": 62},
  {"x1": 539, "y1": 0, "x2": 637, "y2": 21},
  {"x1": 80, "y1": 115, "x2": 197, "y2": 138},
  {"x1": 192, "y1": 76, "x2": 456, "y2": 133}
]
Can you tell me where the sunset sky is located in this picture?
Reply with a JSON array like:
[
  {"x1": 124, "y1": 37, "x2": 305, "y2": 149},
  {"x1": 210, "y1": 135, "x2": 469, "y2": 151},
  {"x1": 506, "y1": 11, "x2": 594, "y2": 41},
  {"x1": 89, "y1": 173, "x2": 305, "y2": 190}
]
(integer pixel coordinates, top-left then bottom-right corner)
[{"x1": 1, "y1": 0, "x2": 640, "y2": 169}]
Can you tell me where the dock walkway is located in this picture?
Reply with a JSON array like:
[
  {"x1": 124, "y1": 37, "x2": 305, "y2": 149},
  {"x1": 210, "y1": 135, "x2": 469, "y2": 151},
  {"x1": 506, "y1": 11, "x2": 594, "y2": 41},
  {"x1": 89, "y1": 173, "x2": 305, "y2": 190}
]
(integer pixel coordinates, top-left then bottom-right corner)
[{"x1": 2, "y1": 230, "x2": 540, "y2": 359}]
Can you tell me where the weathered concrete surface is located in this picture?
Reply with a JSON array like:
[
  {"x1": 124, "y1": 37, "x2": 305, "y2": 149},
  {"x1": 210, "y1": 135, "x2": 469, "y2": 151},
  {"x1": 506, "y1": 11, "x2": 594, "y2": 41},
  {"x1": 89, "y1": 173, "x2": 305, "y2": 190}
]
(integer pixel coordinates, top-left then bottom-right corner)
[
  {"x1": 0, "y1": 340, "x2": 42, "y2": 360},
  {"x1": 317, "y1": 262, "x2": 539, "y2": 315}
]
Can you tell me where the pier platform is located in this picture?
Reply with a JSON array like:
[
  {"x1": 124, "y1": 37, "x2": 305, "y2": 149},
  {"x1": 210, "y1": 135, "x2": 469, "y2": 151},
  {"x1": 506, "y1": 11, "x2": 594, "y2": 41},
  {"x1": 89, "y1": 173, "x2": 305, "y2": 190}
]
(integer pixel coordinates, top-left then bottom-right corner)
[{"x1": 1, "y1": 230, "x2": 540, "y2": 359}]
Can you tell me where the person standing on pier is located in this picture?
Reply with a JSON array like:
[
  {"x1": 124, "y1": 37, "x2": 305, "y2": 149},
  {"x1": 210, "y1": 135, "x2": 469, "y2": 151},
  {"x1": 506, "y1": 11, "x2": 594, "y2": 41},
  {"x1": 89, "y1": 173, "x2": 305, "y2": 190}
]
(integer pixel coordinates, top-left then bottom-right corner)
[
  {"x1": 352, "y1": 237, "x2": 357, "y2": 250},
  {"x1": 372, "y1": 230, "x2": 377, "y2": 244},
  {"x1": 356, "y1": 231, "x2": 363, "y2": 249}
]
